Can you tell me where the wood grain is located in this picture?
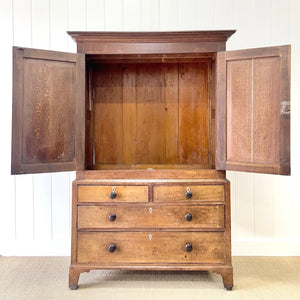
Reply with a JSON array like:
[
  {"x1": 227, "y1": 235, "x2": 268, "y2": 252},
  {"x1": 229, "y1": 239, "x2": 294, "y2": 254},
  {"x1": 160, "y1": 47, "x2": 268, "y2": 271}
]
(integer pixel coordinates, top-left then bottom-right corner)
[
  {"x1": 224, "y1": 181, "x2": 232, "y2": 265},
  {"x1": 72, "y1": 170, "x2": 229, "y2": 289},
  {"x1": 77, "y1": 204, "x2": 225, "y2": 229},
  {"x1": 68, "y1": 30, "x2": 235, "y2": 55},
  {"x1": 77, "y1": 231, "x2": 225, "y2": 264},
  {"x1": 179, "y1": 63, "x2": 209, "y2": 165},
  {"x1": 85, "y1": 66, "x2": 92, "y2": 169},
  {"x1": 215, "y1": 51, "x2": 226, "y2": 170},
  {"x1": 123, "y1": 64, "x2": 137, "y2": 164},
  {"x1": 90, "y1": 61, "x2": 213, "y2": 168},
  {"x1": 208, "y1": 58, "x2": 214, "y2": 167},
  {"x1": 153, "y1": 185, "x2": 224, "y2": 202},
  {"x1": 164, "y1": 64, "x2": 179, "y2": 164},
  {"x1": 69, "y1": 265, "x2": 82, "y2": 290},
  {"x1": 77, "y1": 185, "x2": 149, "y2": 203},
  {"x1": 11, "y1": 47, "x2": 85, "y2": 174},
  {"x1": 76, "y1": 169, "x2": 226, "y2": 180},
  {"x1": 253, "y1": 57, "x2": 280, "y2": 164},
  {"x1": 224, "y1": 45, "x2": 290, "y2": 175},
  {"x1": 94, "y1": 64, "x2": 123, "y2": 164},
  {"x1": 226, "y1": 59, "x2": 252, "y2": 163},
  {"x1": 136, "y1": 64, "x2": 165, "y2": 164},
  {"x1": 22, "y1": 58, "x2": 74, "y2": 163},
  {"x1": 92, "y1": 164, "x2": 212, "y2": 170},
  {"x1": 71, "y1": 181, "x2": 78, "y2": 266}
]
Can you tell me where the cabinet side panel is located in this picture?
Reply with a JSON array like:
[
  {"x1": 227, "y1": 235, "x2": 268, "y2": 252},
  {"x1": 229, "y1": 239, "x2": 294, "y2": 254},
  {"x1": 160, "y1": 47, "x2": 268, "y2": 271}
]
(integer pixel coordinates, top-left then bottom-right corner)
[
  {"x1": 215, "y1": 52, "x2": 226, "y2": 170},
  {"x1": 208, "y1": 58, "x2": 215, "y2": 167},
  {"x1": 94, "y1": 64, "x2": 123, "y2": 164}
]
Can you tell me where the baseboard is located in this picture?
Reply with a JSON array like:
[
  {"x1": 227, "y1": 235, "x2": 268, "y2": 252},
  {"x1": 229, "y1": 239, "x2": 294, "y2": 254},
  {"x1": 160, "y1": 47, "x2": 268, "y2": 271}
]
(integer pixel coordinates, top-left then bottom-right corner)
[
  {"x1": 0, "y1": 240, "x2": 71, "y2": 256},
  {"x1": 232, "y1": 240, "x2": 300, "y2": 256}
]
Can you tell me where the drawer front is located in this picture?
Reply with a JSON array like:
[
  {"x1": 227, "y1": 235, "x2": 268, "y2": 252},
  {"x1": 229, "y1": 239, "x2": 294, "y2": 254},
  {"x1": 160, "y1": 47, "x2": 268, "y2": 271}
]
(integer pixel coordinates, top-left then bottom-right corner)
[
  {"x1": 77, "y1": 232, "x2": 225, "y2": 264},
  {"x1": 77, "y1": 185, "x2": 148, "y2": 203},
  {"x1": 153, "y1": 185, "x2": 224, "y2": 202},
  {"x1": 78, "y1": 205, "x2": 224, "y2": 230}
]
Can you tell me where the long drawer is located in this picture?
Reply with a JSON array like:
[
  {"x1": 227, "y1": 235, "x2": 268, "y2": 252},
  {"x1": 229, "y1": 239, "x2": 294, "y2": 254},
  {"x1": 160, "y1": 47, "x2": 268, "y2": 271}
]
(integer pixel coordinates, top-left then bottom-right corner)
[
  {"x1": 77, "y1": 185, "x2": 149, "y2": 203},
  {"x1": 77, "y1": 232, "x2": 225, "y2": 264},
  {"x1": 77, "y1": 205, "x2": 225, "y2": 230},
  {"x1": 153, "y1": 185, "x2": 224, "y2": 202}
]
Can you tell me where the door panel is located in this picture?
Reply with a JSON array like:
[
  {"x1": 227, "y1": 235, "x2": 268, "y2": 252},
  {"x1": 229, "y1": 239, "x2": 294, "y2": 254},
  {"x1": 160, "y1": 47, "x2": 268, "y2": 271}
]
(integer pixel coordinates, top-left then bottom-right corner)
[
  {"x1": 216, "y1": 45, "x2": 290, "y2": 175},
  {"x1": 11, "y1": 47, "x2": 85, "y2": 174}
]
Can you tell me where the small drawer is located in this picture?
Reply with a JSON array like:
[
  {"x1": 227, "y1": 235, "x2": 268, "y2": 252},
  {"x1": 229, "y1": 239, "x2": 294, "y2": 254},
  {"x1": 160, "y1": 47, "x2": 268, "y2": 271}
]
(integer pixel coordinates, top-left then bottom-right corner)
[
  {"x1": 153, "y1": 185, "x2": 224, "y2": 202},
  {"x1": 77, "y1": 205, "x2": 224, "y2": 230},
  {"x1": 77, "y1": 185, "x2": 148, "y2": 203},
  {"x1": 77, "y1": 232, "x2": 225, "y2": 264}
]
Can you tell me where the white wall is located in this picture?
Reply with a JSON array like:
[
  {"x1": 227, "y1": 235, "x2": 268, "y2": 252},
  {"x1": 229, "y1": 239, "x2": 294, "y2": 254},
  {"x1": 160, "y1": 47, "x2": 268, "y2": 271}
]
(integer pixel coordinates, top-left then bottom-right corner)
[{"x1": 0, "y1": 0, "x2": 299, "y2": 256}]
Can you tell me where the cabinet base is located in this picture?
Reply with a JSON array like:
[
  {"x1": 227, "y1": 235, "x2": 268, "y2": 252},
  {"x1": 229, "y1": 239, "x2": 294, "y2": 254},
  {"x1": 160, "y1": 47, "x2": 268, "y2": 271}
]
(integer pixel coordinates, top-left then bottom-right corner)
[
  {"x1": 215, "y1": 266, "x2": 233, "y2": 290},
  {"x1": 69, "y1": 266, "x2": 79, "y2": 290},
  {"x1": 69, "y1": 264, "x2": 233, "y2": 290}
]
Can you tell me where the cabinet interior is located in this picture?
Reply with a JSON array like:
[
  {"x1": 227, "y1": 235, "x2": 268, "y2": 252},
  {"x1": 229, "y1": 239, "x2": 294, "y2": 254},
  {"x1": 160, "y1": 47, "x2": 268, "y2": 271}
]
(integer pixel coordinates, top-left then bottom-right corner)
[{"x1": 85, "y1": 55, "x2": 216, "y2": 170}]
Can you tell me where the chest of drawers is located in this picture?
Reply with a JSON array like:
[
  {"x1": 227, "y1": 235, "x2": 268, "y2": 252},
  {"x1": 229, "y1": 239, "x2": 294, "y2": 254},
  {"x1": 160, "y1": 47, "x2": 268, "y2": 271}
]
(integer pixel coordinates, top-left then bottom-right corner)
[{"x1": 69, "y1": 170, "x2": 233, "y2": 290}]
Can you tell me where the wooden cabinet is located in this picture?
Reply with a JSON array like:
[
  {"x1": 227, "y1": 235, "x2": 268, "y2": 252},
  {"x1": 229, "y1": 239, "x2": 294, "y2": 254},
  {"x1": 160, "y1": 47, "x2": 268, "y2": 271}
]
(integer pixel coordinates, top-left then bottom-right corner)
[
  {"x1": 11, "y1": 31, "x2": 291, "y2": 290},
  {"x1": 71, "y1": 170, "x2": 232, "y2": 289}
]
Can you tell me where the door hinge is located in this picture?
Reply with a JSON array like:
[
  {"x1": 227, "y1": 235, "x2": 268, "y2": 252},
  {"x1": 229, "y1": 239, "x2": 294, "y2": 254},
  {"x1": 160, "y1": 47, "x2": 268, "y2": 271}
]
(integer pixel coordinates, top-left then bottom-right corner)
[{"x1": 281, "y1": 101, "x2": 290, "y2": 115}]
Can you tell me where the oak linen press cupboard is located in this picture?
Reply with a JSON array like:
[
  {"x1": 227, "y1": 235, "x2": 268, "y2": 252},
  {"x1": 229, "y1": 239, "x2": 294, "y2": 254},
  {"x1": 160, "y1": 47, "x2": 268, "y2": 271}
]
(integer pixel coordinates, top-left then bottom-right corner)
[{"x1": 11, "y1": 31, "x2": 290, "y2": 290}]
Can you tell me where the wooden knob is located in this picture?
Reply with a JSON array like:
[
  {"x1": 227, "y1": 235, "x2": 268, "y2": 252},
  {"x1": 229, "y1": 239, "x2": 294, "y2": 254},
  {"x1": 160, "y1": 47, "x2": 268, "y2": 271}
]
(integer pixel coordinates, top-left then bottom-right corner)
[
  {"x1": 109, "y1": 187, "x2": 117, "y2": 199},
  {"x1": 108, "y1": 244, "x2": 116, "y2": 253},
  {"x1": 185, "y1": 213, "x2": 192, "y2": 222},
  {"x1": 109, "y1": 213, "x2": 116, "y2": 222},
  {"x1": 185, "y1": 243, "x2": 193, "y2": 252},
  {"x1": 185, "y1": 187, "x2": 192, "y2": 199}
]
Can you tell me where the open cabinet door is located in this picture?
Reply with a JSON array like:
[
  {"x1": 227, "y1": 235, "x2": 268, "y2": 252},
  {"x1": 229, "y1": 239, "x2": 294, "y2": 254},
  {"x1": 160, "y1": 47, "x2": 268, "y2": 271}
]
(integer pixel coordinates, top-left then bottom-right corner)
[
  {"x1": 11, "y1": 47, "x2": 85, "y2": 174},
  {"x1": 216, "y1": 45, "x2": 290, "y2": 175}
]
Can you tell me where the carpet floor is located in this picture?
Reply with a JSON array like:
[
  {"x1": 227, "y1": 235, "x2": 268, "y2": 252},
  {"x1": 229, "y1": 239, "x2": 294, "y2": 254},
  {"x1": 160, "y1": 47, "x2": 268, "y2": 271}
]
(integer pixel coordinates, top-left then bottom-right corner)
[{"x1": 0, "y1": 256, "x2": 299, "y2": 299}]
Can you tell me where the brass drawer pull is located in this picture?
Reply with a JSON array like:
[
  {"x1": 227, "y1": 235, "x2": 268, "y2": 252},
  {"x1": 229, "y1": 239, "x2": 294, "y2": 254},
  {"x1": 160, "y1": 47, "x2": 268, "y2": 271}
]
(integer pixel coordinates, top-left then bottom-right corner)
[
  {"x1": 109, "y1": 187, "x2": 117, "y2": 199},
  {"x1": 185, "y1": 243, "x2": 193, "y2": 252},
  {"x1": 109, "y1": 213, "x2": 116, "y2": 222},
  {"x1": 108, "y1": 244, "x2": 116, "y2": 253},
  {"x1": 185, "y1": 213, "x2": 192, "y2": 222},
  {"x1": 185, "y1": 187, "x2": 192, "y2": 199}
]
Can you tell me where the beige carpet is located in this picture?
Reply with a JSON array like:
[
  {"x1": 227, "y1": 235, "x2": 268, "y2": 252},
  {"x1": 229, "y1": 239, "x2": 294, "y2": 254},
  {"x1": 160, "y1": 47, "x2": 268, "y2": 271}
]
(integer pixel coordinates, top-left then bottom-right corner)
[{"x1": 0, "y1": 257, "x2": 299, "y2": 300}]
